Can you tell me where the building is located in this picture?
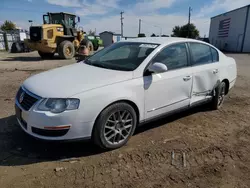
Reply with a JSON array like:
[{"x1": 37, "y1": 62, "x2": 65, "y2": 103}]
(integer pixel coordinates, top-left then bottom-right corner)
[
  {"x1": 209, "y1": 4, "x2": 250, "y2": 52},
  {"x1": 99, "y1": 31, "x2": 122, "y2": 47}
]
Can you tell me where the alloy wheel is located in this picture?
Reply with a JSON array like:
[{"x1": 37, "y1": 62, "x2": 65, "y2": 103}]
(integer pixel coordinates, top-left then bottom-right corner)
[{"x1": 104, "y1": 110, "x2": 133, "y2": 145}]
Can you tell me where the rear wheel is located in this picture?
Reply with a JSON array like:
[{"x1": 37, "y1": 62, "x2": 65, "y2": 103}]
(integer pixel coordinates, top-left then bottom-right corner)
[
  {"x1": 58, "y1": 41, "x2": 75, "y2": 59},
  {"x1": 38, "y1": 51, "x2": 54, "y2": 59},
  {"x1": 80, "y1": 39, "x2": 94, "y2": 52},
  {"x1": 93, "y1": 102, "x2": 137, "y2": 150},
  {"x1": 93, "y1": 44, "x2": 99, "y2": 51},
  {"x1": 210, "y1": 82, "x2": 227, "y2": 110}
]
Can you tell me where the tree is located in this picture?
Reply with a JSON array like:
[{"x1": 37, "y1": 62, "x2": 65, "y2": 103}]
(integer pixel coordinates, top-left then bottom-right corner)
[
  {"x1": 88, "y1": 29, "x2": 96, "y2": 36},
  {"x1": 0, "y1": 20, "x2": 16, "y2": 31},
  {"x1": 138, "y1": 33, "x2": 146, "y2": 37},
  {"x1": 151, "y1": 33, "x2": 156, "y2": 37},
  {"x1": 172, "y1": 23, "x2": 199, "y2": 39},
  {"x1": 171, "y1": 26, "x2": 181, "y2": 37}
]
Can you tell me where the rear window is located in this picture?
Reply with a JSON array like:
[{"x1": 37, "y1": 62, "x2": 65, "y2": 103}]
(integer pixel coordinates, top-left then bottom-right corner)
[{"x1": 189, "y1": 43, "x2": 213, "y2": 65}]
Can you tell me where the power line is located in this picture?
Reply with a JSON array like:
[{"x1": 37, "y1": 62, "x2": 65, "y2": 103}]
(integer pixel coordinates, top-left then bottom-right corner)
[{"x1": 141, "y1": 20, "x2": 163, "y2": 36}]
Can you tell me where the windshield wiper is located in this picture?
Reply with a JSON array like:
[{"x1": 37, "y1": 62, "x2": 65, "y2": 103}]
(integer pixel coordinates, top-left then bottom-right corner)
[{"x1": 91, "y1": 62, "x2": 107, "y2": 69}]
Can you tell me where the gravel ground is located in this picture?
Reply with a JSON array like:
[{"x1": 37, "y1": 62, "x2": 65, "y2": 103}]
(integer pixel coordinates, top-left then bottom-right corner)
[{"x1": 0, "y1": 51, "x2": 250, "y2": 188}]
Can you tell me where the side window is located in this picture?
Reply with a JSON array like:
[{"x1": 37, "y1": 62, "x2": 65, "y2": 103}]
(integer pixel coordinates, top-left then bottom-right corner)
[
  {"x1": 152, "y1": 43, "x2": 188, "y2": 70},
  {"x1": 211, "y1": 47, "x2": 219, "y2": 62},
  {"x1": 189, "y1": 43, "x2": 213, "y2": 65}
]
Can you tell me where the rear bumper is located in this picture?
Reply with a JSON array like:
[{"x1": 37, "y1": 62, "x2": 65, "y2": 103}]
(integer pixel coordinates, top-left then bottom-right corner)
[
  {"x1": 24, "y1": 39, "x2": 56, "y2": 53},
  {"x1": 229, "y1": 78, "x2": 236, "y2": 90}
]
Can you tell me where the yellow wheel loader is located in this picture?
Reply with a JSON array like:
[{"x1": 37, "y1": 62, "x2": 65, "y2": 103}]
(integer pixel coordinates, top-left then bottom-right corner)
[{"x1": 24, "y1": 12, "x2": 94, "y2": 59}]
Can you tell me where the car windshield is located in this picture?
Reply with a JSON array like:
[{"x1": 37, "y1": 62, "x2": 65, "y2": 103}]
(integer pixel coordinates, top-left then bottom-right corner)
[{"x1": 85, "y1": 42, "x2": 159, "y2": 71}]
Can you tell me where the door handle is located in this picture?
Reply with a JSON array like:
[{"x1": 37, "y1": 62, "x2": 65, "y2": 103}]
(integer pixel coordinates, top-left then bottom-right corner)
[
  {"x1": 213, "y1": 69, "x2": 218, "y2": 74},
  {"x1": 183, "y1": 76, "x2": 192, "y2": 81}
]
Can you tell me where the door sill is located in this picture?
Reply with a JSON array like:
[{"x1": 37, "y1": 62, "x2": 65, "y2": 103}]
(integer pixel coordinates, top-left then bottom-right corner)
[{"x1": 139, "y1": 98, "x2": 212, "y2": 126}]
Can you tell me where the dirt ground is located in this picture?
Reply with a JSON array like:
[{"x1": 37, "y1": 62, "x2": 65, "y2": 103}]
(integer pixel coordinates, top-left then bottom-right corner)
[{"x1": 0, "y1": 51, "x2": 250, "y2": 188}]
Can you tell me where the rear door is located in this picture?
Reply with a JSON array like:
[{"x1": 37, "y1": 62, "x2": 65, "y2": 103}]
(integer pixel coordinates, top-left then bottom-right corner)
[{"x1": 188, "y1": 42, "x2": 220, "y2": 105}]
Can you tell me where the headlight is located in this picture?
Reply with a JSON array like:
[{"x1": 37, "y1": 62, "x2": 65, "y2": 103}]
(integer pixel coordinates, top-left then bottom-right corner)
[
  {"x1": 38, "y1": 98, "x2": 80, "y2": 113},
  {"x1": 57, "y1": 27, "x2": 64, "y2": 32}
]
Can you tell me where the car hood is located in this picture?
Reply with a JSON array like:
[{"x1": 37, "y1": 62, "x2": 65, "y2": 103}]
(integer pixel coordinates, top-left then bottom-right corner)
[{"x1": 23, "y1": 62, "x2": 133, "y2": 98}]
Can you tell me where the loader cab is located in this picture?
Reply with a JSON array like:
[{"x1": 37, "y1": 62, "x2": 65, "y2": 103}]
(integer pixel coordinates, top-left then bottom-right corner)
[{"x1": 43, "y1": 12, "x2": 80, "y2": 36}]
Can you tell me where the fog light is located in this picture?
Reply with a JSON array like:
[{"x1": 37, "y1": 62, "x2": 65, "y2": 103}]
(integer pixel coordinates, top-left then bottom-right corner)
[{"x1": 44, "y1": 125, "x2": 71, "y2": 130}]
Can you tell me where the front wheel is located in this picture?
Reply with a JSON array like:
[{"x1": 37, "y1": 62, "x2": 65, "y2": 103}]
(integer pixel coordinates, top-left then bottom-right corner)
[
  {"x1": 58, "y1": 41, "x2": 75, "y2": 59},
  {"x1": 210, "y1": 82, "x2": 226, "y2": 110},
  {"x1": 93, "y1": 103, "x2": 137, "y2": 150}
]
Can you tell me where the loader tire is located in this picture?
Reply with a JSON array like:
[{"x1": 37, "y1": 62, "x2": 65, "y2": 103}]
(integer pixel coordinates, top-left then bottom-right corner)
[
  {"x1": 80, "y1": 39, "x2": 94, "y2": 52},
  {"x1": 58, "y1": 41, "x2": 75, "y2": 59}
]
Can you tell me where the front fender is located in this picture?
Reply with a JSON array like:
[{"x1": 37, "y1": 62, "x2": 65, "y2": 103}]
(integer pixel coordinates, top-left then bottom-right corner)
[{"x1": 72, "y1": 79, "x2": 144, "y2": 123}]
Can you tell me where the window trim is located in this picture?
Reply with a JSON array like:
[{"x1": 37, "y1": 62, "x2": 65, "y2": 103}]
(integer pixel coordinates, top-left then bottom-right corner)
[
  {"x1": 188, "y1": 42, "x2": 218, "y2": 67},
  {"x1": 143, "y1": 42, "x2": 191, "y2": 76}
]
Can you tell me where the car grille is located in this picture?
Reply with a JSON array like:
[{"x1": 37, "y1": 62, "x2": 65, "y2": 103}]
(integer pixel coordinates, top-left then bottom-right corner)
[
  {"x1": 32, "y1": 127, "x2": 69, "y2": 137},
  {"x1": 16, "y1": 87, "x2": 40, "y2": 111},
  {"x1": 30, "y1": 26, "x2": 42, "y2": 41}
]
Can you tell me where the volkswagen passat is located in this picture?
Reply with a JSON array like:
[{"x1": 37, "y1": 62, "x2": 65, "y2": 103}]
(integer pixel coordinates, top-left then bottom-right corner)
[{"x1": 15, "y1": 37, "x2": 237, "y2": 149}]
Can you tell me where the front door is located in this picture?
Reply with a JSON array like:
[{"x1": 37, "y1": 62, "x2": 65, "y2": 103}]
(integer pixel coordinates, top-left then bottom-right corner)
[
  {"x1": 144, "y1": 43, "x2": 193, "y2": 119},
  {"x1": 188, "y1": 42, "x2": 220, "y2": 104}
]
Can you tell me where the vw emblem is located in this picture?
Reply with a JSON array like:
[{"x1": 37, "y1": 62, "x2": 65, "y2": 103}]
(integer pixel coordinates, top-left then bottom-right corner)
[{"x1": 19, "y1": 92, "x2": 25, "y2": 103}]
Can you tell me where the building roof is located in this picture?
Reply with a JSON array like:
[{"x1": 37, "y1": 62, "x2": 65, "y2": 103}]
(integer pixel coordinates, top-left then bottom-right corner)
[
  {"x1": 211, "y1": 4, "x2": 250, "y2": 19},
  {"x1": 99, "y1": 31, "x2": 122, "y2": 36},
  {"x1": 100, "y1": 31, "x2": 114, "y2": 34},
  {"x1": 121, "y1": 37, "x2": 201, "y2": 45}
]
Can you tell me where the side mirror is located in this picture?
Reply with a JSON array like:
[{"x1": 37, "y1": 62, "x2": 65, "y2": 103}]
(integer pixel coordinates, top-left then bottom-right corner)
[
  {"x1": 78, "y1": 16, "x2": 80, "y2": 23},
  {"x1": 148, "y1": 62, "x2": 168, "y2": 73}
]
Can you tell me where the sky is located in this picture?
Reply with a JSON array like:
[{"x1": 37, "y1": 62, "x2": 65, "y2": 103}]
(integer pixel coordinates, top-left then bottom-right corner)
[{"x1": 0, "y1": 0, "x2": 250, "y2": 37}]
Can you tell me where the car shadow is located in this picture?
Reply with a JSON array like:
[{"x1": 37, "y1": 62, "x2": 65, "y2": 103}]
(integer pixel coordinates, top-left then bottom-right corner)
[{"x1": 0, "y1": 105, "x2": 211, "y2": 167}]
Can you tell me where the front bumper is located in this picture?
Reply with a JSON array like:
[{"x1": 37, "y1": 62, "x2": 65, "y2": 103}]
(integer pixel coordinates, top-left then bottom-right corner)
[
  {"x1": 15, "y1": 92, "x2": 94, "y2": 141},
  {"x1": 24, "y1": 39, "x2": 56, "y2": 53}
]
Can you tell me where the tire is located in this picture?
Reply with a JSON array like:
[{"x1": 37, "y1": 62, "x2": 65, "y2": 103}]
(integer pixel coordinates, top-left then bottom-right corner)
[
  {"x1": 38, "y1": 51, "x2": 54, "y2": 59},
  {"x1": 80, "y1": 39, "x2": 94, "y2": 52},
  {"x1": 58, "y1": 41, "x2": 75, "y2": 59},
  {"x1": 93, "y1": 102, "x2": 137, "y2": 150},
  {"x1": 210, "y1": 82, "x2": 227, "y2": 110},
  {"x1": 93, "y1": 44, "x2": 99, "y2": 51}
]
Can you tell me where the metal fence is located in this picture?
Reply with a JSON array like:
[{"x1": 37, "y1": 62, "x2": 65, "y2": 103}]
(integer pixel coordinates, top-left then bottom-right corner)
[{"x1": 0, "y1": 31, "x2": 22, "y2": 51}]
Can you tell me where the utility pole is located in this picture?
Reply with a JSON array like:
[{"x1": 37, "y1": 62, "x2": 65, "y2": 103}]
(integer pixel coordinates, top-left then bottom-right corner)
[
  {"x1": 120, "y1": 11, "x2": 124, "y2": 37},
  {"x1": 188, "y1": 7, "x2": 192, "y2": 38},
  {"x1": 139, "y1": 19, "x2": 141, "y2": 34}
]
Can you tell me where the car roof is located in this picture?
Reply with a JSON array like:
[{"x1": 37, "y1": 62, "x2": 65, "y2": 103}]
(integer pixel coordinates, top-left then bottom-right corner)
[{"x1": 121, "y1": 37, "x2": 204, "y2": 45}]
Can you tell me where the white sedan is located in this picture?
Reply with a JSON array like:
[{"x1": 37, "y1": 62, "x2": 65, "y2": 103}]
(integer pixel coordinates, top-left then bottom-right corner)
[{"x1": 15, "y1": 37, "x2": 237, "y2": 149}]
